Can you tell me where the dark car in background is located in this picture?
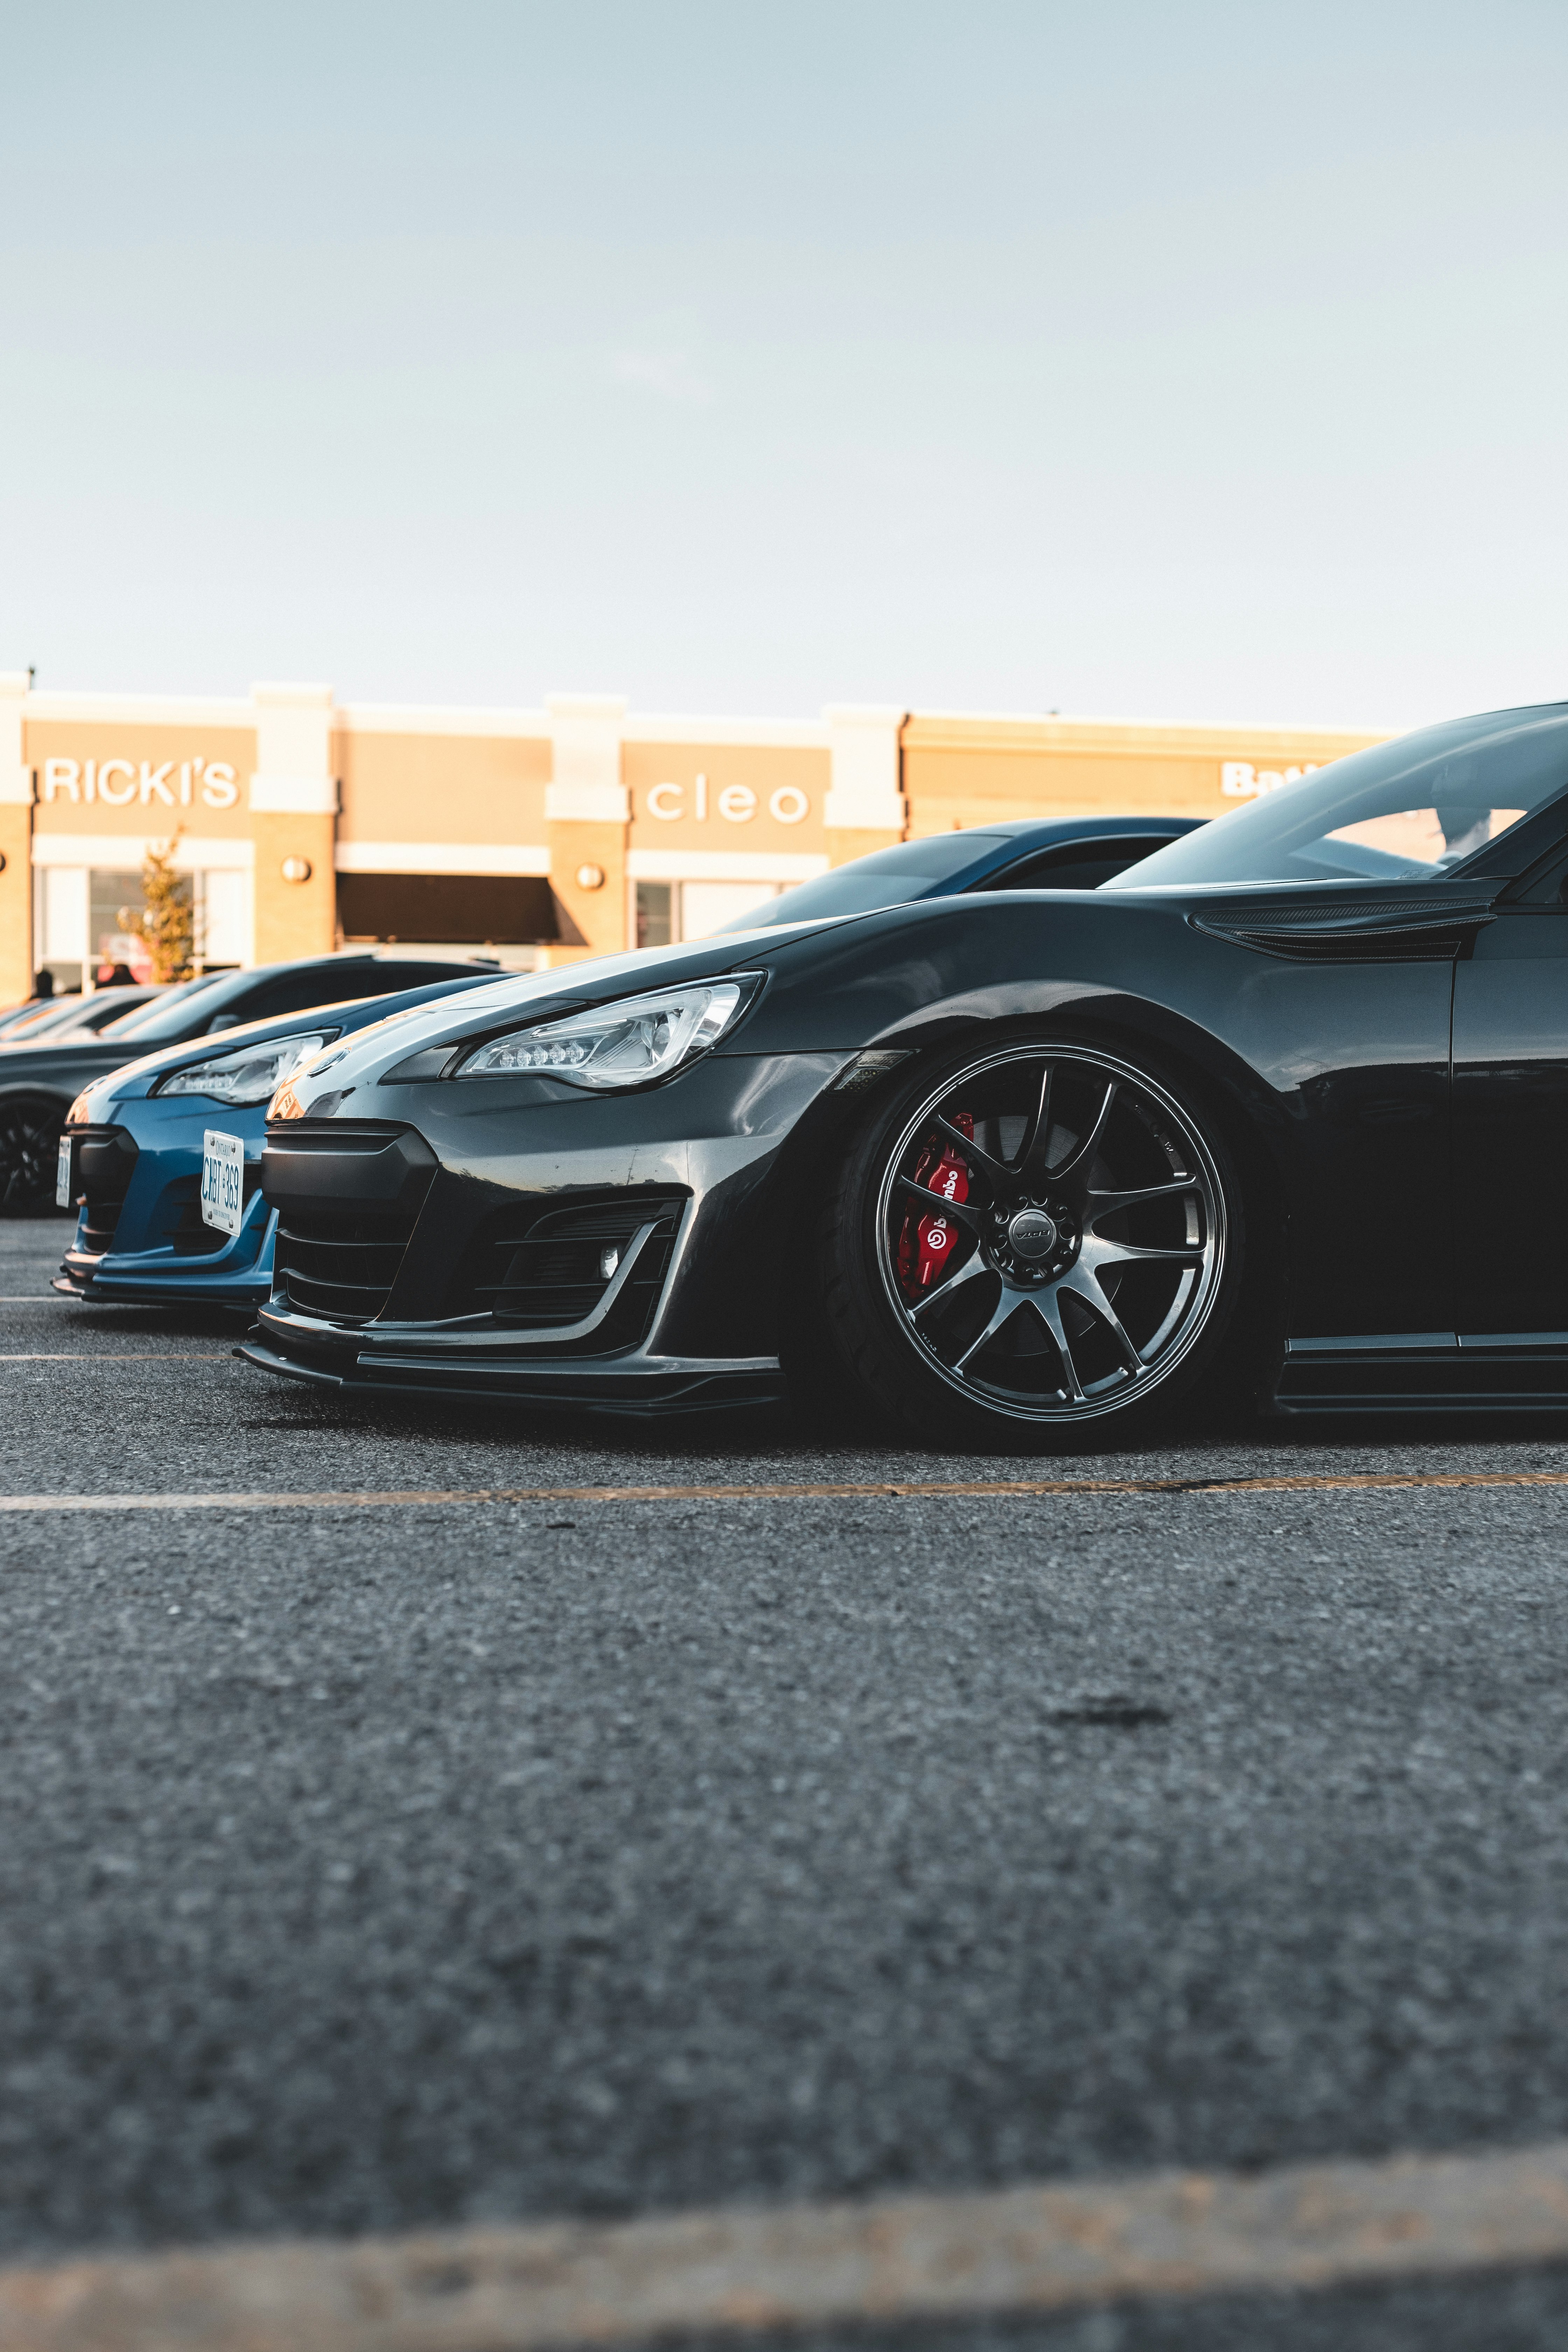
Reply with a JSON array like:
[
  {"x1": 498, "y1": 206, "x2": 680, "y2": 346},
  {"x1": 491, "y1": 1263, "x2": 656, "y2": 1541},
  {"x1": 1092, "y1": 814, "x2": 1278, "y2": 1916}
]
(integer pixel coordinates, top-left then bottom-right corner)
[
  {"x1": 0, "y1": 952, "x2": 504, "y2": 1212},
  {"x1": 0, "y1": 986, "x2": 161, "y2": 1042},
  {"x1": 718, "y1": 814, "x2": 1204, "y2": 930}
]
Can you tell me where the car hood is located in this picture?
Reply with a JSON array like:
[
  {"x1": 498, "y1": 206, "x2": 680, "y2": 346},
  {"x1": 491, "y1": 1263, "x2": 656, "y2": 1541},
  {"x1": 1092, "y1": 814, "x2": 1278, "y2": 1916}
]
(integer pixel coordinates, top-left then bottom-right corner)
[
  {"x1": 65, "y1": 975, "x2": 508, "y2": 1125},
  {"x1": 259, "y1": 895, "x2": 1164, "y2": 1110},
  {"x1": 260, "y1": 920, "x2": 862, "y2": 1107}
]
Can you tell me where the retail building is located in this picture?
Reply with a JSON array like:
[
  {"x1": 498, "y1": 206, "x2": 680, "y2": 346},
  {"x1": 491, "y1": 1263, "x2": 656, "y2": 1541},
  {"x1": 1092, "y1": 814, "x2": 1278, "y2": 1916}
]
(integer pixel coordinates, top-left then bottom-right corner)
[{"x1": 0, "y1": 673, "x2": 1385, "y2": 1002}]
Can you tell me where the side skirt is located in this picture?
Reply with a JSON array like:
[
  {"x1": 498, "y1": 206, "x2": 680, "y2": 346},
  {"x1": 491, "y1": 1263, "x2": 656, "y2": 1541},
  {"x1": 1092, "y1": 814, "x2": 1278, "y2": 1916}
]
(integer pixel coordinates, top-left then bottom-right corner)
[{"x1": 1277, "y1": 1333, "x2": 1568, "y2": 1414}]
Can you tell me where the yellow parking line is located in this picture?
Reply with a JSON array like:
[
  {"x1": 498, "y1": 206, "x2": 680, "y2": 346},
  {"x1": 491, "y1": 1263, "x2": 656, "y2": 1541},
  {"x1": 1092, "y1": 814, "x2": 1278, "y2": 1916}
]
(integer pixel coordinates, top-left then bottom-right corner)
[
  {"x1": 3, "y1": 1467, "x2": 1568, "y2": 1512},
  {"x1": 3, "y1": 2136, "x2": 1567, "y2": 2350}
]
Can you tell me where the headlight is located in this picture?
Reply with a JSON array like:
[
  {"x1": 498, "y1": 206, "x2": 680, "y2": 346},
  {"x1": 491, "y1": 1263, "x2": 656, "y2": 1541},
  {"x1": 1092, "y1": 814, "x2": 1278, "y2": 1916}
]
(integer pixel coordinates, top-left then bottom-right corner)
[
  {"x1": 456, "y1": 976, "x2": 762, "y2": 1090},
  {"x1": 154, "y1": 1030, "x2": 337, "y2": 1107}
]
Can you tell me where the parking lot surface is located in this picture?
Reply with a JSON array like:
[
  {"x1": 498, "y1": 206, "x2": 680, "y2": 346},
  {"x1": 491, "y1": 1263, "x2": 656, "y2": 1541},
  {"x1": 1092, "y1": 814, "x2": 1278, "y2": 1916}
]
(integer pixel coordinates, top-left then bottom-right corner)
[{"x1": 5, "y1": 1213, "x2": 1568, "y2": 2346}]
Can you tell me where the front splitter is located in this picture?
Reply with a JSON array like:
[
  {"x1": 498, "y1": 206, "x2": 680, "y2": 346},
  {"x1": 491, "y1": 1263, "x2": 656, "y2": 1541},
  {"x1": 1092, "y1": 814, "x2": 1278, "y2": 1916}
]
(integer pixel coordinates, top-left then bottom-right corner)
[{"x1": 238, "y1": 1336, "x2": 786, "y2": 1418}]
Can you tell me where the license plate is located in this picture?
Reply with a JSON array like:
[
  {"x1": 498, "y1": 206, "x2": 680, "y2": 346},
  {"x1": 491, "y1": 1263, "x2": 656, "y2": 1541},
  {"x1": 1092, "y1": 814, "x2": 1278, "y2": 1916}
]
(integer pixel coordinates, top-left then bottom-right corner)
[
  {"x1": 55, "y1": 1134, "x2": 73, "y2": 1210},
  {"x1": 200, "y1": 1129, "x2": 246, "y2": 1237}
]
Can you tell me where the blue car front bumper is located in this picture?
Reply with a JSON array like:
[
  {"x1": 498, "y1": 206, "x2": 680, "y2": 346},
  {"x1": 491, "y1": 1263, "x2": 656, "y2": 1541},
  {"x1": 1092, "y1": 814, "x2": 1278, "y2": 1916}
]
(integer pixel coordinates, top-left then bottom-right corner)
[{"x1": 56, "y1": 1100, "x2": 274, "y2": 1311}]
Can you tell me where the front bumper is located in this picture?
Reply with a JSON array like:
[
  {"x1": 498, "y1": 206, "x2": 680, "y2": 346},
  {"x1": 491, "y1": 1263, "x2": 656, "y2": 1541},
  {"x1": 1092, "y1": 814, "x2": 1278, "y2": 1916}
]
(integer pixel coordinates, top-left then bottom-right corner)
[
  {"x1": 57, "y1": 1191, "x2": 275, "y2": 1309},
  {"x1": 243, "y1": 1049, "x2": 856, "y2": 1411},
  {"x1": 56, "y1": 1108, "x2": 273, "y2": 1307}
]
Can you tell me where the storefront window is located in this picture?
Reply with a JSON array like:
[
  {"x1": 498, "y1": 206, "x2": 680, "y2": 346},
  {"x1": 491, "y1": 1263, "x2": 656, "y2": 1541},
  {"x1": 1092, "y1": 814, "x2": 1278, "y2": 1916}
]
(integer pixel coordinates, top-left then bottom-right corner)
[
  {"x1": 89, "y1": 868, "x2": 157, "y2": 984},
  {"x1": 636, "y1": 882, "x2": 672, "y2": 948}
]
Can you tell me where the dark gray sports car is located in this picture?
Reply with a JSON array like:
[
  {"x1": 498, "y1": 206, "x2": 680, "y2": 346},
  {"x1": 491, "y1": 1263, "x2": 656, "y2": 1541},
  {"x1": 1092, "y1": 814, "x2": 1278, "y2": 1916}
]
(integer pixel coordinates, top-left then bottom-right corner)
[{"x1": 244, "y1": 705, "x2": 1568, "y2": 1441}]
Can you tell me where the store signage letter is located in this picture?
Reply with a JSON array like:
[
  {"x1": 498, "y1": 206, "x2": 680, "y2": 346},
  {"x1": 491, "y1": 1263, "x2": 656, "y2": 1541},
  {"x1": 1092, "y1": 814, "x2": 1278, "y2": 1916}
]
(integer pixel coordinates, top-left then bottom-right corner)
[
  {"x1": 41, "y1": 757, "x2": 239, "y2": 808},
  {"x1": 646, "y1": 774, "x2": 809, "y2": 826}
]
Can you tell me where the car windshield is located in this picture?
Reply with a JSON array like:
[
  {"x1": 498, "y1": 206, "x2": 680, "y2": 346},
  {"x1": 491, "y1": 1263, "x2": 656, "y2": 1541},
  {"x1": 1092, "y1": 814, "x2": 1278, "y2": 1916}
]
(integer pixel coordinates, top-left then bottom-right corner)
[
  {"x1": 719, "y1": 834, "x2": 1010, "y2": 930},
  {"x1": 1104, "y1": 704, "x2": 1568, "y2": 892},
  {"x1": 98, "y1": 971, "x2": 232, "y2": 1040}
]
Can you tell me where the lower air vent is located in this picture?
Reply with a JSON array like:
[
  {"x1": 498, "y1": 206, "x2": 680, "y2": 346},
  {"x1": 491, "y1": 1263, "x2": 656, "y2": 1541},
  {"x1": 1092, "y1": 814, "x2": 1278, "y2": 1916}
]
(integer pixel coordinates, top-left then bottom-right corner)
[
  {"x1": 160, "y1": 1169, "x2": 264, "y2": 1256},
  {"x1": 451, "y1": 1192, "x2": 688, "y2": 1346},
  {"x1": 74, "y1": 1126, "x2": 139, "y2": 1254}
]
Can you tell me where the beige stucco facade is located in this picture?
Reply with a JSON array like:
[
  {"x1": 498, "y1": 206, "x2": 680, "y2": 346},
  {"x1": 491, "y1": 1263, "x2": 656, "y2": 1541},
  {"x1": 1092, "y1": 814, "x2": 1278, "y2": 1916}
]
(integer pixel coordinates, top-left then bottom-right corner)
[{"x1": 0, "y1": 668, "x2": 1389, "y2": 1005}]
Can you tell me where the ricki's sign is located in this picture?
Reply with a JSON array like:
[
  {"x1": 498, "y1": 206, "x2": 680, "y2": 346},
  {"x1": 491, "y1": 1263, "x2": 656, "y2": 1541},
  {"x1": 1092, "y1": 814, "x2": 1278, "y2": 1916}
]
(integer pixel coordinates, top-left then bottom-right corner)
[{"x1": 40, "y1": 757, "x2": 240, "y2": 809}]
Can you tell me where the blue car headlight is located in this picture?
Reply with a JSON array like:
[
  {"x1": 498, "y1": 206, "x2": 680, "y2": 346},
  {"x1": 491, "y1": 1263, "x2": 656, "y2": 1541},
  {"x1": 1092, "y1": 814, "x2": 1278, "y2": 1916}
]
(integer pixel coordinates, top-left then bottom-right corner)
[
  {"x1": 155, "y1": 1030, "x2": 338, "y2": 1108},
  {"x1": 455, "y1": 976, "x2": 763, "y2": 1090}
]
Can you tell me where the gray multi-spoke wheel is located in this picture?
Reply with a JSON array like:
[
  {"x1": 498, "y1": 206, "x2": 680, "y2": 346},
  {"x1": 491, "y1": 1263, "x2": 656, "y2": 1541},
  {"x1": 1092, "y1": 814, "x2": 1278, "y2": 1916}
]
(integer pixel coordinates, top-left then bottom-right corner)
[{"x1": 806, "y1": 1038, "x2": 1245, "y2": 1448}]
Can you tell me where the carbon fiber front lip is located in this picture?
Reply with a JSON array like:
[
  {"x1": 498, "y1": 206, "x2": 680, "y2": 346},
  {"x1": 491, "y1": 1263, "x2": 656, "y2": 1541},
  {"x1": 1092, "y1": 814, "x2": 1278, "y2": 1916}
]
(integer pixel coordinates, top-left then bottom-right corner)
[{"x1": 238, "y1": 1334, "x2": 784, "y2": 1415}]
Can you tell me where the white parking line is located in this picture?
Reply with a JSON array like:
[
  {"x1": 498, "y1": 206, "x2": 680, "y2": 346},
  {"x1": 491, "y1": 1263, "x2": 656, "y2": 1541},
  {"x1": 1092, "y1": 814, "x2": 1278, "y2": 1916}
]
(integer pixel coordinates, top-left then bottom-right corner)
[{"x1": 3, "y1": 2136, "x2": 1567, "y2": 2351}]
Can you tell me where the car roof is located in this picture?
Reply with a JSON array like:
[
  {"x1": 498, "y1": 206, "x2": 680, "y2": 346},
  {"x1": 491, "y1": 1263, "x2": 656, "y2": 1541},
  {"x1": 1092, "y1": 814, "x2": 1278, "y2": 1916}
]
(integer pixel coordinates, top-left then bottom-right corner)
[{"x1": 971, "y1": 814, "x2": 1205, "y2": 843}]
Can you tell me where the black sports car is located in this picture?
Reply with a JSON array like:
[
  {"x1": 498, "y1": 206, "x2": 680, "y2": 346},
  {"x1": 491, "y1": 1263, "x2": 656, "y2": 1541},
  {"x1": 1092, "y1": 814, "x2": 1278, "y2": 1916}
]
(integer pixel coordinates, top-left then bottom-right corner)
[
  {"x1": 0, "y1": 953, "x2": 502, "y2": 1214},
  {"x1": 245, "y1": 702, "x2": 1568, "y2": 1440}
]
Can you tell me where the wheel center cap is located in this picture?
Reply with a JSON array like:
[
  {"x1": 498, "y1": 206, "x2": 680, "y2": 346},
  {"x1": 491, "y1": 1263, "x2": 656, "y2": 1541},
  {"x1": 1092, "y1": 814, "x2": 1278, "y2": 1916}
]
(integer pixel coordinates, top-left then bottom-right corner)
[{"x1": 1007, "y1": 1207, "x2": 1058, "y2": 1260}]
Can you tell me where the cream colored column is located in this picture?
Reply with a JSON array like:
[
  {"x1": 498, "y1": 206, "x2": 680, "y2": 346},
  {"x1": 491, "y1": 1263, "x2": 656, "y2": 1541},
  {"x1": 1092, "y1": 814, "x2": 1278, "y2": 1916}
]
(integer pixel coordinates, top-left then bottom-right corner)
[
  {"x1": 249, "y1": 683, "x2": 338, "y2": 964},
  {"x1": 0, "y1": 673, "x2": 35, "y2": 1003},
  {"x1": 824, "y1": 705, "x2": 907, "y2": 866},
  {"x1": 542, "y1": 693, "x2": 628, "y2": 967}
]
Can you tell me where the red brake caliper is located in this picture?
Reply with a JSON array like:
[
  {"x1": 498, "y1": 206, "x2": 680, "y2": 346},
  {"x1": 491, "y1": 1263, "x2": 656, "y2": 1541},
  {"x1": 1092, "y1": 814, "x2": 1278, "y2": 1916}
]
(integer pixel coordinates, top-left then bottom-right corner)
[{"x1": 897, "y1": 1112, "x2": 973, "y2": 1298}]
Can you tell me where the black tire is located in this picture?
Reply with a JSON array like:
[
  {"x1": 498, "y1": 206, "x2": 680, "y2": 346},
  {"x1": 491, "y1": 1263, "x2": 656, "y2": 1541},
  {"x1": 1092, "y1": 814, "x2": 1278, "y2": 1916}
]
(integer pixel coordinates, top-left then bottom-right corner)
[
  {"x1": 0, "y1": 1093, "x2": 70, "y2": 1216},
  {"x1": 798, "y1": 1034, "x2": 1251, "y2": 1452}
]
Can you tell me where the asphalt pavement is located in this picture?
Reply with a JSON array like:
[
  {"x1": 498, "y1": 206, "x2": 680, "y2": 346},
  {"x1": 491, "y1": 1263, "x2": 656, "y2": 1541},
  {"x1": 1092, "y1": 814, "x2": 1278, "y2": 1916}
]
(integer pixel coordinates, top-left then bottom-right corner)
[{"x1": 5, "y1": 1212, "x2": 1568, "y2": 2348}]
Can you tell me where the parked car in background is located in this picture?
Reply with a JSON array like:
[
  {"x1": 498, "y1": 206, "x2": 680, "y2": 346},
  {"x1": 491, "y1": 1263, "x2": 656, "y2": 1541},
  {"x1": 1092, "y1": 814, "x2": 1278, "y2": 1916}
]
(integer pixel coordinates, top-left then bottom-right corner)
[
  {"x1": 0, "y1": 986, "x2": 161, "y2": 1045},
  {"x1": 56, "y1": 967, "x2": 517, "y2": 1309},
  {"x1": 0, "y1": 952, "x2": 503, "y2": 1212},
  {"x1": 715, "y1": 815, "x2": 1205, "y2": 931}
]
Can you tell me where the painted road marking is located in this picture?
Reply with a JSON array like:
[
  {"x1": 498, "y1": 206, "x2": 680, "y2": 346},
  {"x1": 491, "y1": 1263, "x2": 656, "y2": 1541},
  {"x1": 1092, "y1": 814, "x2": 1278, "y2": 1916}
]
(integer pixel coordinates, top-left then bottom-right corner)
[
  {"x1": 4, "y1": 2137, "x2": 1568, "y2": 2350},
  {"x1": 4, "y1": 1466, "x2": 1568, "y2": 1512},
  {"x1": 0, "y1": 1353, "x2": 234, "y2": 1362}
]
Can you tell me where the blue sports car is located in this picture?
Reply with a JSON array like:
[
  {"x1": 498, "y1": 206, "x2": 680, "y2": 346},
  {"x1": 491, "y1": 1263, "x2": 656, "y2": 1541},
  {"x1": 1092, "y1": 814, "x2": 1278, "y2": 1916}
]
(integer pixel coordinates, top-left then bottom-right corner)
[{"x1": 55, "y1": 969, "x2": 511, "y2": 1311}]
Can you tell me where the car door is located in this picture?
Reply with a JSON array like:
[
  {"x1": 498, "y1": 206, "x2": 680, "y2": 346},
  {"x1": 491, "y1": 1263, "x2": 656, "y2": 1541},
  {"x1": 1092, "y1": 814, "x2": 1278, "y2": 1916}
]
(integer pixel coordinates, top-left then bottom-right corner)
[
  {"x1": 1451, "y1": 808, "x2": 1568, "y2": 1342},
  {"x1": 1184, "y1": 883, "x2": 1478, "y2": 1345}
]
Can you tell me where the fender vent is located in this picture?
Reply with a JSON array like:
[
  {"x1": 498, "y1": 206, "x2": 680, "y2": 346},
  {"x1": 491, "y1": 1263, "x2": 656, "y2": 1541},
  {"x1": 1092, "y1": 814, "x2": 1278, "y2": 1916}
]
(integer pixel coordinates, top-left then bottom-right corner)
[{"x1": 1190, "y1": 896, "x2": 1495, "y2": 963}]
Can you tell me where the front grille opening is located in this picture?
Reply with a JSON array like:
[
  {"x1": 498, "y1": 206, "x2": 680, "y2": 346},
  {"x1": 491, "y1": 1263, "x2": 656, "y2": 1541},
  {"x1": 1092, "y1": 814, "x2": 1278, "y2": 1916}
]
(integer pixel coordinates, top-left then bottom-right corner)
[
  {"x1": 266, "y1": 1119, "x2": 437, "y2": 1324},
  {"x1": 452, "y1": 1192, "x2": 688, "y2": 1347}
]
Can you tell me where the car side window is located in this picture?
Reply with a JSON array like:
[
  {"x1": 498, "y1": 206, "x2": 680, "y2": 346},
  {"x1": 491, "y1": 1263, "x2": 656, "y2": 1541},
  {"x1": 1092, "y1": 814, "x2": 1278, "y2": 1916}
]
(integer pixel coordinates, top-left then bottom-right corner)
[
  {"x1": 357, "y1": 962, "x2": 470, "y2": 993},
  {"x1": 205, "y1": 970, "x2": 369, "y2": 1028},
  {"x1": 977, "y1": 837, "x2": 1178, "y2": 893}
]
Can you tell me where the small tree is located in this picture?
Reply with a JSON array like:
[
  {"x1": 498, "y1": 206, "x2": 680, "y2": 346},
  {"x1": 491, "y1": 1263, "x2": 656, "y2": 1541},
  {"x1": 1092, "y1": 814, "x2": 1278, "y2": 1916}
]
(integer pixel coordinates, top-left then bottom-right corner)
[{"x1": 120, "y1": 837, "x2": 195, "y2": 982}]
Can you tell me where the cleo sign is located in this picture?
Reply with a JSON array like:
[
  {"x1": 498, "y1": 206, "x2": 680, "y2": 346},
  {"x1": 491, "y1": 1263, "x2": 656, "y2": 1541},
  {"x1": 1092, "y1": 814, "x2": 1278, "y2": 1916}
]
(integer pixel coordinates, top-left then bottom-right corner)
[
  {"x1": 644, "y1": 774, "x2": 810, "y2": 826},
  {"x1": 41, "y1": 757, "x2": 239, "y2": 810}
]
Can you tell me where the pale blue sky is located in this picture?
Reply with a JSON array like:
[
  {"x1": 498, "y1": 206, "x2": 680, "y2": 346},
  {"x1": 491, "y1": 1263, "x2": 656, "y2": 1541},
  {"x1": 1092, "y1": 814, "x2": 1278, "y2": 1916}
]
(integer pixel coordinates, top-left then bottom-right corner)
[{"x1": 4, "y1": 2, "x2": 1565, "y2": 724}]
